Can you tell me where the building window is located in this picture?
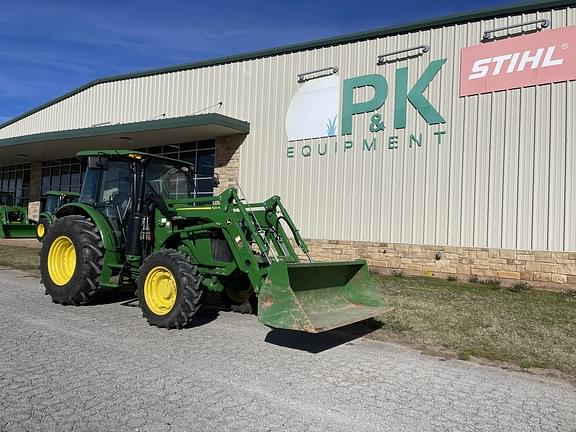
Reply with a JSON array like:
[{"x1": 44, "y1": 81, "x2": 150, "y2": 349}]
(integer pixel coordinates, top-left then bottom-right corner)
[
  {"x1": 139, "y1": 140, "x2": 215, "y2": 197},
  {"x1": 0, "y1": 164, "x2": 31, "y2": 207},
  {"x1": 38, "y1": 141, "x2": 215, "y2": 203},
  {"x1": 41, "y1": 158, "x2": 85, "y2": 196}
]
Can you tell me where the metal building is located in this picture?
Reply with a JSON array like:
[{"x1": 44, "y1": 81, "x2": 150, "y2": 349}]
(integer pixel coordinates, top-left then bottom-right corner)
[{"x1": 1, "y1": 0, "x2": 574, "y2": 286}]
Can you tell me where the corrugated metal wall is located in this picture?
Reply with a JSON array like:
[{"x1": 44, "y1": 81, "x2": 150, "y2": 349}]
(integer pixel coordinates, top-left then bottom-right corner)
[{"x1": 1, "y1": 6, "x2": 574, "y2": 251}]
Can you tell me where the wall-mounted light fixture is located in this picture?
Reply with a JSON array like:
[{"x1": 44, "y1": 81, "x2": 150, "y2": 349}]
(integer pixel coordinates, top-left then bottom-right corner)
[
  {"x1": 377, "y1": 45, "x2": 429, "y2": 65},
  {"x1": 91, "y1": 121, "x2": 112, "y2": 127},
  {"x1": 481, "y1": 18, "x2": 550, "y2": 41},
  {"x1": 297, "y1": 66, "x2": 338, "y2": 83}
]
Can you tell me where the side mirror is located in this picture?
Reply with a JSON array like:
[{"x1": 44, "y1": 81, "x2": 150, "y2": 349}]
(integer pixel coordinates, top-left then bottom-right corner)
[{"x1": 213, "y1": 173, "x2": 220, "y2": 187}]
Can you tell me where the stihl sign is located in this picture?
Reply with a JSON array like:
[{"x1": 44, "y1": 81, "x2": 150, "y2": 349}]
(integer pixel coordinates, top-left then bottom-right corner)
[
  {"x1": 460, "y1": 26, "x2": 576, "y2": 96},
  {"x1": 468, "y1": 47, "x2": 563, "y2": 79}
]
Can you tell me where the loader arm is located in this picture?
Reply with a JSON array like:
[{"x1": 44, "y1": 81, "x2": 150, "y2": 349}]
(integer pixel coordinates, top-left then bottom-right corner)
[{"x1": 162, "y1": 188, "x2": 387, "y2": 333}]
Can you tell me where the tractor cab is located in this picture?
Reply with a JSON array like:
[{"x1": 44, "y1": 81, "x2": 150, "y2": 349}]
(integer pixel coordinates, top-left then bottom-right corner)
[
  {"x1": 75, "y1": 151, "x2": 196, "y2": 247},
  {"x1": 43, "y1": 191, "x2": 80, "y2": 215},
  {"x1": 36, "y1": 191, "x2": 81, "y2": 241},
  {"x1": 0, "y1": 191, "x2": 35, "y2": 238},
  {"x1": 0, "y1": 191, "x2": 24, "y2": 224}
]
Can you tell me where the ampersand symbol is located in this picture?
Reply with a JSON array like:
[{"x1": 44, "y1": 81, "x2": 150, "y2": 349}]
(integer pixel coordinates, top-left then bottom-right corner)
[{"x1": 369, "y1": 114, "x2": 385, "y2": 133}]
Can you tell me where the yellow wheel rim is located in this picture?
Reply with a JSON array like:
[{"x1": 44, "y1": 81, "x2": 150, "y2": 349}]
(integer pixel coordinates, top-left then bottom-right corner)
[
  {"x1": 144, "y1": 266, "x2": 177, "y2": 316},
  {"x1": 37, "y1": 223, "x2": 45, "y2": 239},
  {"x1": 47, "y1": 236, "x2": 76, "y2": 286}
]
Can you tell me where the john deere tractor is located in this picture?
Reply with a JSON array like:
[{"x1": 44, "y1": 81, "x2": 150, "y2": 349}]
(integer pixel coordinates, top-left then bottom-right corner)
[
  {"x1": 0, "y1": 191, "x2": 35, "y2": 238},
  {"x1": 36, "y1": 191, "x2": 80, "y2": 241},
  {"x1": 40, "y1": 150, "x2": 386, "y2": 332}
]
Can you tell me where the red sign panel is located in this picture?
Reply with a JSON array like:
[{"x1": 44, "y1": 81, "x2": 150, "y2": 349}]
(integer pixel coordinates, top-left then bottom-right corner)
[{"x1": 460, "y1": 26, "x2": 576, "y2": 96}]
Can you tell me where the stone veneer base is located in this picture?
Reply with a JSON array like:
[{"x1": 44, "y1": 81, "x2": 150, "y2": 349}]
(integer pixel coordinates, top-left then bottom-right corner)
[{"x1": 299, "y1": 239, "x2": 576, "y2": 291}]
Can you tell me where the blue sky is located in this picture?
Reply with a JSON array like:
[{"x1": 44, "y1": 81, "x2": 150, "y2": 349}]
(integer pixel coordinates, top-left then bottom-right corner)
[{"x1": 0, "y1": 0, "x2": 522, "y2": 124}]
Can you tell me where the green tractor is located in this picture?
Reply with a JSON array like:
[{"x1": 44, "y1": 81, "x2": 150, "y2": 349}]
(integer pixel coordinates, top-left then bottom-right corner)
[
  {"x1": 0, "y1": 191, "x2": 36, "y2": 238},
  {"x1": 40, "y1": 150, "x2": 386, "y2": 332},
  {"x1": 36, "y1": 191, "x2": 80, "y2": 241}
]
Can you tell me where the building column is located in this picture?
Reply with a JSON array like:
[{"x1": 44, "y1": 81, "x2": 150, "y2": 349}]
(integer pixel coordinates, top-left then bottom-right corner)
[
  {"x1": 27, "y1": 161, "x2": 42, "y2": 221},
  {"x1": 214, "y1": 134, "x2": 245, "y2": 194}
]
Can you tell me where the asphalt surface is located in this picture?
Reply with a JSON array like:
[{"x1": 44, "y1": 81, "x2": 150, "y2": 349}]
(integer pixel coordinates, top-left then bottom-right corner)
[{"x1": 0, "y1": 266, "x2": 574, "y2": 432}]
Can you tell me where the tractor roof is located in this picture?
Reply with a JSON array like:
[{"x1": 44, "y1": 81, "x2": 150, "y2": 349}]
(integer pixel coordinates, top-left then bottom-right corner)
[
  {"x1": 46, "y1": 190, "x2": 81, "y2": 197},
  {"x1": 76, "y1": 149, "x2": 195, "y2": 168}
]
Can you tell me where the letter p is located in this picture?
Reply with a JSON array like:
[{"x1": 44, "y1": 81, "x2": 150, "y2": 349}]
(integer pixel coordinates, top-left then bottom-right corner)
[{"x1": 341, "y1": 74, "x2": 387, "y2": 135}]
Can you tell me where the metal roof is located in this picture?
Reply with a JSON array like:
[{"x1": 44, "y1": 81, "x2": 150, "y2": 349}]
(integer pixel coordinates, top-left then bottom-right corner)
[{"x1": 0, "y1": 114, "x2": 249, "y2": 148}]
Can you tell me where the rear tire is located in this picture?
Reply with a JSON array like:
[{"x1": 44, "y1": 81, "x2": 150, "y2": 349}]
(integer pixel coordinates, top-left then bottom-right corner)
[
  {"x1": 221, "y1": 285, "x2": 257, "y2": 315},
  {"x1": 137, "y1": 249, "x2": 202, "y2": 329},
  {"x1": 40, "y1": 215, "x2": 103, "y2": 304}
]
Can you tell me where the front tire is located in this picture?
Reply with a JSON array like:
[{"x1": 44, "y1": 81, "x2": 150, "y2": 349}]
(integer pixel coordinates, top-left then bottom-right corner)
[
  {"x1": 40, "y1": 215, "x2": 104, "y2": 304},
  {"x1": 36, "y1": 218, "x2": 50, "y2": 241},
  {"x1": 137, "y1": 249, "x2": 202, "y2": 329}
]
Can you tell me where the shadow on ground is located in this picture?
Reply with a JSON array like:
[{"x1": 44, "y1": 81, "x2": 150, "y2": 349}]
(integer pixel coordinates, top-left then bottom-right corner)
[
  {"x1": 84, "y1": 288, "x2": 137, "y2": 306},
  {"x1": 118, "y1": 292, "x2": 222, "y2": 328},
  {"x1": 186, "y1": 308, "x2": 220, "y2": 328},
  {"x1": 264, "y1": 319, "x2": 383, "y2": 353}
]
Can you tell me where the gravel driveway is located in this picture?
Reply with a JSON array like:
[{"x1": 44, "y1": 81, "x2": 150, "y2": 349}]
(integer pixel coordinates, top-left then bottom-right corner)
[{"x1": 0, "y1": 267, "x2": 574, "y2": 431}]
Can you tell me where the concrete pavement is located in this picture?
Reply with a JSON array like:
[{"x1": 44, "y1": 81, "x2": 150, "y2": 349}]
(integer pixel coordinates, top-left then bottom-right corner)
[{"x1": 0, "y1": 266, "x2": 574, "y2": 431}]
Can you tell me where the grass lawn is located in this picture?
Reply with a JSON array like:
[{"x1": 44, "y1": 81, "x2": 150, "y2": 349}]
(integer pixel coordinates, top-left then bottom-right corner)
[
  {"x1": 371, "y1": 274, "x2": 576, "y2": 379},
  {"x1": 2, "y1": 245, "x2": 575, "y2": 379}
]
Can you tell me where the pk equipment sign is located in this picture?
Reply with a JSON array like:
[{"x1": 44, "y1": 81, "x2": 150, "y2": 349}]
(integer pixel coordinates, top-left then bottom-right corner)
[
  {"x1": 341, "y1": 59, "x2": 446, "y2": 133},
  {"x1": 460, "y1": 25, "x2": 576, "y2": 96},
  {"x1": 286, "y1": 60, "x2": 447, "y2": 142},
  {"x1": 285, "y1": 59, "x2": 448, "y2": 159}
]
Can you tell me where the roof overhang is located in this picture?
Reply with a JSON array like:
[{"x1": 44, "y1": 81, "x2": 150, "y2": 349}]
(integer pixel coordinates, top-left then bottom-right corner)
[{"x1": 0, "y1": 114, "x2": 249, "y2": 166}]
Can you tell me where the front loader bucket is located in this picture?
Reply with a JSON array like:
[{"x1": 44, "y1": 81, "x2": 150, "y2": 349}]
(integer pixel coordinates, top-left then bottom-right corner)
[
  {"x1": 0, "y1": 223, "x2": 36, "y2": 238},
  {"x1": 258, "y1": 260, "x2": 386, "y2": 333}
]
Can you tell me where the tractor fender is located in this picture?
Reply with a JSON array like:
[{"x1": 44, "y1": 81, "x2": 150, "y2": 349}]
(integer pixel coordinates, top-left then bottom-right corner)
[
  {"x1": 56, "y1": 203, "x2": 118, "y2": 251},
  {"x1": 38, "y1": 212, "x2": 54, "y2": 225}
]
